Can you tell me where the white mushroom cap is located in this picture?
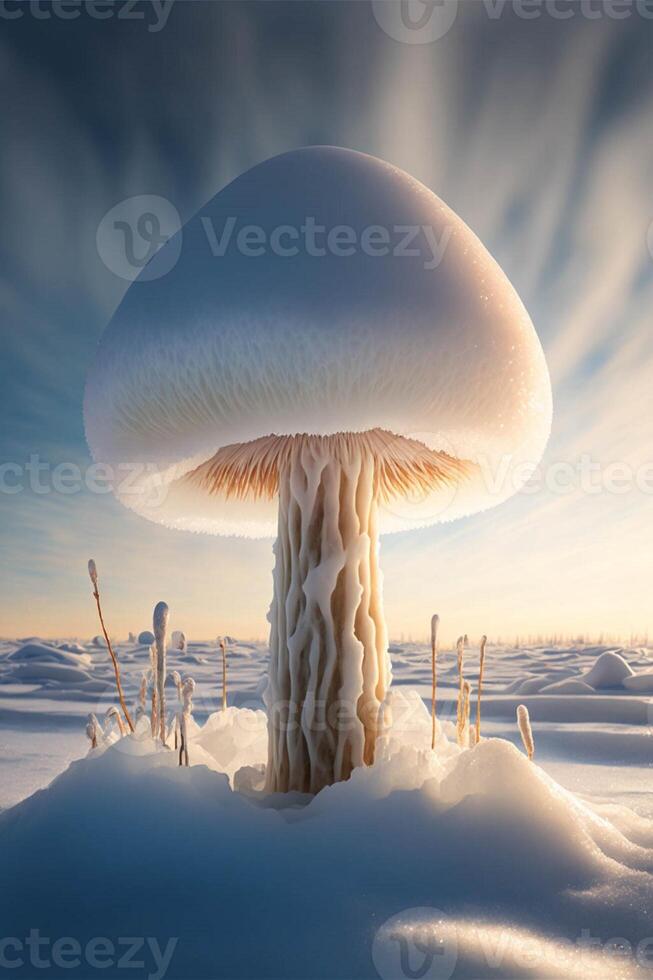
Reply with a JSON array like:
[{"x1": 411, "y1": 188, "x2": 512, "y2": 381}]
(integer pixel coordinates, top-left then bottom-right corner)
[{"x1": 84, "y1": 146, "x2": 551, "y2": 537}]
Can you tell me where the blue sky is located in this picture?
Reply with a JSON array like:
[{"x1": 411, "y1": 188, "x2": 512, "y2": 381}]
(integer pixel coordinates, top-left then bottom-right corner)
[{"x1": 1, "y1": 1, "x2": 652, "y2": 642}]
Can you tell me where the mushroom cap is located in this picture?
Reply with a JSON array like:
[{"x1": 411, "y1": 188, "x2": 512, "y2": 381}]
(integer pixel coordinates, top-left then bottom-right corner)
[{"x1": 85, "y1": 146, "x2": 551, "y2": 537}]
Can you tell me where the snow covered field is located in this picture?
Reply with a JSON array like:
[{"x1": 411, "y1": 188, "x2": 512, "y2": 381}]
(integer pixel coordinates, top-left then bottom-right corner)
[{"x1": 0, "y1": 635, "x2": 652, "y2": 978}]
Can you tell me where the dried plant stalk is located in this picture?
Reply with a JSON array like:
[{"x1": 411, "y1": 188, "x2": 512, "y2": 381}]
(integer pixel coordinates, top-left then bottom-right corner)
[
  {"x1": 455, "y1": 635, "x2": 465, "y2": 732},
  {"x1": 170, "y1": 671, "x2": 183, "y2": 748},
  {"x1": 430, "y1": 614, "x2": 439, "y2": 750},
  {"x1": 87, "y1": 559, "x2": 134, "y2": 733},
  {"x1": 475, "y1": 635, "x2": 487, "y2": 744},
  {"x1": 457, "y1": 679, "x2": 471, "y2": 747},
  {"x1": 517, "y1": 704, "x2": 535, "y2": 761},
  {"x1": 219, "y1": 637, "x2": 228, "y2": 710},
  {"x1": 139, "y1": 672, "x2": 147, "y2": 712}
]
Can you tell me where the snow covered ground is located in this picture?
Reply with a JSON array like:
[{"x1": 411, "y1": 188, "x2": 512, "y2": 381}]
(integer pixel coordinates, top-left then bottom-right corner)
[{"x1": 0, "y1": 635, "x2": 651, "y2": 978}]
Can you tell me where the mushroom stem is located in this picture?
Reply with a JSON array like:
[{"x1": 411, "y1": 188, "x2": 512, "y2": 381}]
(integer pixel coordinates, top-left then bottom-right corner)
[{"x1": 265, "y1": 437, "x2": 391, "y2": 794}]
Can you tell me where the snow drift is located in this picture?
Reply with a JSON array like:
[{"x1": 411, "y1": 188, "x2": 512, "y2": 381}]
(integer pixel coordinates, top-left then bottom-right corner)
[{"x1": 1, "y1": 692, "x2": 652, "y2": 979}]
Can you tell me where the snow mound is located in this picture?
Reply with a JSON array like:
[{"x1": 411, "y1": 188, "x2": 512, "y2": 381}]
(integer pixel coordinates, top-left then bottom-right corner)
[
  {"x1": 8, "y1": 662, "x2": 94, "y2": 686},
  {"x1": 137, "y1": 630, "x2": 155, "y2": 645},
  {"x1": 582, "y1": 650, "x2": 634, "y2": 689},
  {"x1": 7, "y1": 642, "x2": 91, "y2": 667},
  {"x1": 1, "y1": 725, "x2": 651, "y2": 979},
  {"x1": 505, "y1": 675, "x2": 551, "y2": 695},
  {"x1": 539, "y1": 678, "x2": 596, "y2": 695},
  {"x1": 57, "y1": 642, "x2": 88, "y2": 654},
  {"x1": 623, "y1": 672, "x2": 653, "y2": 693}
]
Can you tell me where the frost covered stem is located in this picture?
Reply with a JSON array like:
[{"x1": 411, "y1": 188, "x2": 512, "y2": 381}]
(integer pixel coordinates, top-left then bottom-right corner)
[
  {"x1": 153, "y1": 602, "x2": 169, "y2": 745},
  {"x1": 430, "y1": 614, "x2": 439, "y2": 750},
  {"x1": 265, "y1": 436, "x2": 390, "y2": 794},
  {"x1": 220, "y1": 637, "x2": 228, "y2": 711},
  {"x1": 87, "y1": 559, "x2": 134, "y2": 733},
  {"x1": 475, "y1": 635, "x2": 487, "y2": 743},
  {"x1": 517, "y1": 704, "x2": 535, "y2": 761},
  {"x1": 149, "y1": 645, "x2": 158, "y2": 738},
  {"x1": 179, "y1": 677, "x2": 195, "y2": 767},
  {"x1": 455, "y1": 635, "x2": 465, "y2": 733}
]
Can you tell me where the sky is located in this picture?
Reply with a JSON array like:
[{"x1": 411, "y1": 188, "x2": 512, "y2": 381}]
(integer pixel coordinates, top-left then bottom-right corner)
[{"x1": 1, "y1": 0, "x2": 652, "y2": 644}]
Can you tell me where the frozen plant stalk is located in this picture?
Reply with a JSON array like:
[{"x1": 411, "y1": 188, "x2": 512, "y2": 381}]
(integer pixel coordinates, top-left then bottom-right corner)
[
  {"x1": 86, "y1": 713, "x2": 100, "y2": 749},
  {"x1": 153, "y1": 601, "x2": 169, "y2": 744},
  {"x1": 179, "y1": 677, "x2": 195, "y2": 767},
  {"x1": 104, "y1": 705, "x2": 126, "y2": 737},
  {"x1": 170, "y1": 670, "x2": 183, "y2": 748},
  {"x1": 87, "y1": 559, "x2": 134, "y2": 732},
  {"x1": 455, "y1": 635, "x2": 465, "y2": 732},
  {"x1": 430, "y1": 613, "x2": 439, "y2": 750},
  {"x1": 475, "y1": 635, "x2": 487, "y2": 743},
  {"x1": 517, "y1": 704, "x2": 535, "y2": 761},
  {"x1": 170, "y1": 670, "x2": 183, "y2": 702},
  {"x1": 139, "y1": 672, "x2": 148, "y2": 711},
  {"x1": 457, "y1": 680, "x2": 471, "y2": 747},
  {"x1": 149, "y1": 644, "x2": 158, "y2": 737},
  {"x1": 219, "y1": 637, "x2": 228, "y2": 710}
]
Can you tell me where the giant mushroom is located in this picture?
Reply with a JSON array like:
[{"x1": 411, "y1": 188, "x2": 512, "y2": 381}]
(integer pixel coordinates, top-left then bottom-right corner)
[{"x1": 85, "y1": 147, "x2": 551, "y2": 794}]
